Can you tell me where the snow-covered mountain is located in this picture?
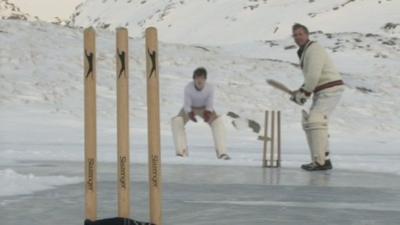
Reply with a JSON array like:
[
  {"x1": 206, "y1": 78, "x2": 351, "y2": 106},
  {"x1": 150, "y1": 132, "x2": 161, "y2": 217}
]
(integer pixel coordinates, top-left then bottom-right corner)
[
  {"x1": 71, "y1": 0, "x2": 400, "y2": 44},
  {"x1": 0, "y1": 0, "x2": 33, "y2": 21},
  {"x1": 0, "y1": 19, "x2": 399, "y2": 161},
  {"x1": 7, "y1": 0, "x2": 83, "y2": 23},
  {"x1": 1, "y1": 1, "x2": 400, "y2": 198}
]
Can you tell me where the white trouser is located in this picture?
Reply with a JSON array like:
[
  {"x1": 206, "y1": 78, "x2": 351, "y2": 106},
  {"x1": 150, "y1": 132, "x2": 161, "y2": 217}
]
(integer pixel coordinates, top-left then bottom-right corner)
[
  {"x1": 171, "y1": 113, "x2": 227, "y2": 158},
  {"x1": 302, "y1": 86, "x2": 344, "y2": 164}
]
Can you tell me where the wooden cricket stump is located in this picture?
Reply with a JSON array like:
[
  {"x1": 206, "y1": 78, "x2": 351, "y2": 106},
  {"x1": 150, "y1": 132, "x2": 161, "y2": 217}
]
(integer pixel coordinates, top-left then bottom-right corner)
[
  {"x1": 261, "y1": 110, "x2": 281, "y2": 168},
  {"x1": 116, "y1": 27, "x2": 130, "y2": 218},
  {"x1": 146, "y1": 27, "x2": 163, "y2": 225},
  {"x1": 84, "y1": 27, "x2": 162, "y2": 225},
  {"x1": 84, "y1": 27, "x2": 97, "y2": 221}
]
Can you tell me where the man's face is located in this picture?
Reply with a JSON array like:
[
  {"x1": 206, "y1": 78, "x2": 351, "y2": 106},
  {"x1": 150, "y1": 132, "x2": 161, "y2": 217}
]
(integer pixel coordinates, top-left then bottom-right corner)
[
  {"x1": 194, "y1": 75, "x2": 206, "y2": 90},
  {"x1": 293, "y1": 28, "x2": 309, "y2": 47}
]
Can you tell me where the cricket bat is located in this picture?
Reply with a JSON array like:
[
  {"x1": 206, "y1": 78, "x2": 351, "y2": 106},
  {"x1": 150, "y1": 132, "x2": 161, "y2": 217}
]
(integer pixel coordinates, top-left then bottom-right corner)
[{"x1": 266, "y1": 79, "x2": 294, "y2": 96}]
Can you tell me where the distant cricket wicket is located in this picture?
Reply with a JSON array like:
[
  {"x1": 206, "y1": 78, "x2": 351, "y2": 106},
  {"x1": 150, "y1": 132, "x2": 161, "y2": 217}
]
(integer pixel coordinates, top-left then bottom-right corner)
[
  {"x1": 84, "y1": 27, "x2": 162, "y2": 225},
  {"x1": 262, "y1": 110, "x2": 281, "y2": 168}
]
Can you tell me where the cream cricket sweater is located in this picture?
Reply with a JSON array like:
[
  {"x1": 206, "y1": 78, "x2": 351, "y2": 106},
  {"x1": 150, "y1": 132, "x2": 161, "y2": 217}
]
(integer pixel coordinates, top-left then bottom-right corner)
[{"x1": 300, "y1": 42, "x2": 342, "y2": 93}]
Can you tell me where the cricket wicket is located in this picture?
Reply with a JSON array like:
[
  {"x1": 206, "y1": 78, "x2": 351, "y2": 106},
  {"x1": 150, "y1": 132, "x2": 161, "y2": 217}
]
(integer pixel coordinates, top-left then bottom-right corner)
[
  {"x1": 84, "y1": 27, "x2": 162, "y2": 225},
  {"x1": 262, "y1": 110, "x2": 281, "y2": 168}
]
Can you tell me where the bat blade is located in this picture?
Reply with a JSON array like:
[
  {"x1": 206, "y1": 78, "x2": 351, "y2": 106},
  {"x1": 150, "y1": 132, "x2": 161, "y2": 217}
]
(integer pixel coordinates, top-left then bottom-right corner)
[{"x1": 267, "y1": 79, "x2": 294, "y2": 96}]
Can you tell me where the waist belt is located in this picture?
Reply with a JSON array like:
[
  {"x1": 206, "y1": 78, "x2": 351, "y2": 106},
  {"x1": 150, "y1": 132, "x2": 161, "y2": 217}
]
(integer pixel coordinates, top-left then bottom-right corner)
[{"x1": 314, "y1": 80, "x2": 344, "y2": 93}]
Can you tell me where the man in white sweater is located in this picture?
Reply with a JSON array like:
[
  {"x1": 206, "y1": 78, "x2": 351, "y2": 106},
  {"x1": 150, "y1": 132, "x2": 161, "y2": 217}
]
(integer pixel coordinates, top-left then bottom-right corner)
[
  {"x1": 171, "y1": 67, "x2": 230, "y2": 160},
  {"x1": 291, "y1": 23, "x2": 345, "y2": 171}
]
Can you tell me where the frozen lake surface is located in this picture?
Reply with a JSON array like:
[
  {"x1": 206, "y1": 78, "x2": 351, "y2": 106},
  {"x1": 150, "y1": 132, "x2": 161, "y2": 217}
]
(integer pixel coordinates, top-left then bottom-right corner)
[{"x1": 1, "y1": 161, "x2": 400, "y2": 225}]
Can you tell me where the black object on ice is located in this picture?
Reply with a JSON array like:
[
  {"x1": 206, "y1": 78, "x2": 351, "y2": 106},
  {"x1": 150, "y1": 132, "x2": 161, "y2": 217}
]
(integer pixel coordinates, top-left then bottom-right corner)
[
  {"x1": 301, "y1": 159, "x2": 333, "y2": 171},
  {"x1": 226, "y1": 111, "x2": 261, "y2": 133},
  {"x1": 84, "y1": 217, "x2": 154, "y2": 225}
]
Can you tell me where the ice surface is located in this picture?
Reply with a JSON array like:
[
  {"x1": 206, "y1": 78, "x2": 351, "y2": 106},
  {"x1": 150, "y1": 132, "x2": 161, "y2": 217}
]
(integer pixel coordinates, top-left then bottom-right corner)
[{"x1": 1, "y1": 162, "x2": 400, "y2": 225}]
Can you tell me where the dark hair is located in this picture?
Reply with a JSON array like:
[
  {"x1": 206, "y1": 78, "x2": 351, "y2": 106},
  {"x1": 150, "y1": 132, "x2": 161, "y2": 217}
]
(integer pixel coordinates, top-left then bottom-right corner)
[
  {"x1": 193, "y1": 67, "x2": 207, "y2": 79},
  {"x1": 292, "y1": 23, "x2": 309, "y2": 34}
]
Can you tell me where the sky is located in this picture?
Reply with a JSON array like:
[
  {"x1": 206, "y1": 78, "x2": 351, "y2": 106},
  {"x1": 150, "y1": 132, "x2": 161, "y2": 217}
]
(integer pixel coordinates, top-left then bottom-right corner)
[{"x1": 10, "y1": 0, "x2": 83, "y2": 21}]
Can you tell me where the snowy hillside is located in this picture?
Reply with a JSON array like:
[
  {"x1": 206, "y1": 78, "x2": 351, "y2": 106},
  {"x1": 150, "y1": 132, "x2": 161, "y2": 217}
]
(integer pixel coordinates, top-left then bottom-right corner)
[
  {"x1": 71, "y1": 0, "x2": 400, "y2": 44},
  {"x1": 1, "y1": 1, "x2": 400, "y2": 199},
  {"x1": 0, "y1": 19, "x2": 399, "y2": 166},
  {"x1": 7, "y1": 0, "x2": 83, "y2": 23},
  {"x1": 0, "y1": 0, "x2": 32, "y2": 21}
]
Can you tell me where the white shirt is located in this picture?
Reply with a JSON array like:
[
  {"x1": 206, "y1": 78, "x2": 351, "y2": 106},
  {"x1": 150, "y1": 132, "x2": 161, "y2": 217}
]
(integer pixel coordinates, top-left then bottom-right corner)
[{"x1": 183, "y1": 81, "x2": 215, "y2": 113}]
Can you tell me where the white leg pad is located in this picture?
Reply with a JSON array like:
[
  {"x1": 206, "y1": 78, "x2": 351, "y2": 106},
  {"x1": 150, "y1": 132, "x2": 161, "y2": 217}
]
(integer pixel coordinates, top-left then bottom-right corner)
[
  {"x1": 171, "y1": 116, "x2": 188, "y2": 156},
  {"x1": 302, "y1": 110, "x2": 313, "y2": 162},
  {"x1": 211, "y1": 116, "x2": 227, "y2": 157},
  {"x1": 303, "y1": 112, "x2": 329, "y2": 165}
]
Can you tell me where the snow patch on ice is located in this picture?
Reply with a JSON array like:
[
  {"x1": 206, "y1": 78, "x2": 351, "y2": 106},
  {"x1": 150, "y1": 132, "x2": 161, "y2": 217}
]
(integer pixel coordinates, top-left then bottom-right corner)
[{"x1": 0, "y1": 169, "x2": 81, "y2": 198}]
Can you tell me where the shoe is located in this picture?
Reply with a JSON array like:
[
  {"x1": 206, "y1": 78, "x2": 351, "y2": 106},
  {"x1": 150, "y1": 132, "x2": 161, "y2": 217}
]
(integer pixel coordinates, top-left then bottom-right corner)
[
  {"x1": 324, "y1": 159, "x2": 333, "y2": 170},
  {"x1": 301, "y1": 160, "x2": 332, "y2": 171},
  {"x1": 301, "y1": 162, "x2": 314, "y2": 170},
  {"x1": 218, "y1": 154, "x2": 231, "y2": 160},
  {"x1": 176, "y1": 148, "x2": 188, "y2": 157},
  {"x1": 302, "y1": 161, "x2": 332, "y2": 171}
]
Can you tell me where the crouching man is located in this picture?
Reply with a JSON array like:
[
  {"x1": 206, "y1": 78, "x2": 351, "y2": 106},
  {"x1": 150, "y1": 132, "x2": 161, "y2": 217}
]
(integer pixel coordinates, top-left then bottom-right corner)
[{"x1": 171, "y1": 67, "x2": 230, "y2": 160}]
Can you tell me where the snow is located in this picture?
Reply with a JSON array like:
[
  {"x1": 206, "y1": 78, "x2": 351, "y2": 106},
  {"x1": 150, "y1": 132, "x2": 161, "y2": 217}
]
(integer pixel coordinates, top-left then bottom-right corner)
[
  {"x1": 71, "y1": 0, "x2": 400, "y2": 44},
  {"x1": 0, "y1": 0, "x2": 31, "y2": 21},
  {"x1": 0, "y1": 168, "x2": 81, "y2": 197},
  {"x1": 8, "y1": 0, "x2": 83, "y2": 21},
  {"x1": 0, "y1": 1, "x2": 399, "y2": 215}
]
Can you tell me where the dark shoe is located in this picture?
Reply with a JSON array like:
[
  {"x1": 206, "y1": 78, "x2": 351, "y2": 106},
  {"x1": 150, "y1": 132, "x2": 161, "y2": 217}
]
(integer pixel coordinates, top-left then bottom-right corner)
[
  {"x1": 301, "y1": 160, "x2": 332, "y2": 171},
  {"x1": 301, "y1": 162, "x2": 314, "y2": 170},
  {"x1": 218, "y1": 154, "x2": 231, "y2": 160},
  {"x1": 324, "y1": 159, "x2": 333, "y2": 170},
  {"x1": 301, "y1": 159, "x2": 333, "y2": 171},
  {"x1": 176, "y1": 149, "x2": 188, "y2": 157}
]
